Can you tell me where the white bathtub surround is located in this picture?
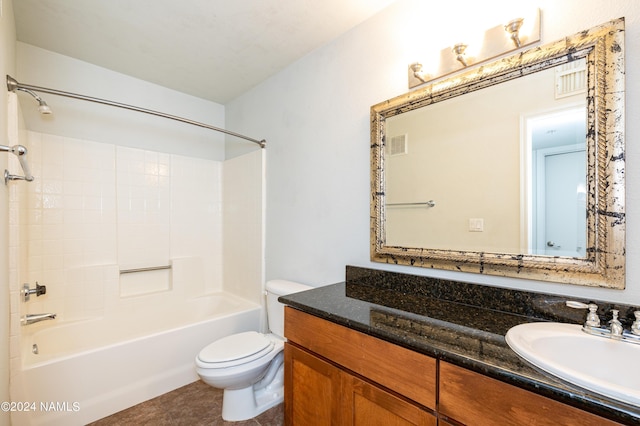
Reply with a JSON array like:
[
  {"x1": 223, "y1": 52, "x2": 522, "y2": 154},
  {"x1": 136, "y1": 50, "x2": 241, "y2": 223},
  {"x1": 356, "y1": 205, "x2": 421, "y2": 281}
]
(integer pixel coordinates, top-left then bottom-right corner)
[
  {"x1": 15, "y1": 131, "x2": 226, "y2": 320},
  {"x1": 8, "y1": 130, "x2": 265, "y2": 424},
  {"x1": 172, "y1": 257, "x2": 206, "y2": 299},
  {"x1": 223, "y1": 150, "x2": 264, "y2": 305},
  {"x1": 116, "y1": 147, "x2": 172, "y2": 277},
  {"x1": 172, "y1": 155, "x2": 224, "y2": 295}
]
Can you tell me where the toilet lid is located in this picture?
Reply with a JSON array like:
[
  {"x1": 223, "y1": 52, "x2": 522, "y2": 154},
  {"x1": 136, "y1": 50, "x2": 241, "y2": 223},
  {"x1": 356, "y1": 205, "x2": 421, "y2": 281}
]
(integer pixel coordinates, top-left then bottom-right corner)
[{"x1": 198, "y1": 331, "x2": 273, "y2": 366}]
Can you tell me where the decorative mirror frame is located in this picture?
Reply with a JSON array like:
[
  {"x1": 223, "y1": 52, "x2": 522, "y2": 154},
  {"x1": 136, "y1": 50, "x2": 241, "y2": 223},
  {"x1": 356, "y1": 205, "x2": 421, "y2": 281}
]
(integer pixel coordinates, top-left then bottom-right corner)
[{"x1": 370, "y1": 18, "x2": 625, "y2": 288}]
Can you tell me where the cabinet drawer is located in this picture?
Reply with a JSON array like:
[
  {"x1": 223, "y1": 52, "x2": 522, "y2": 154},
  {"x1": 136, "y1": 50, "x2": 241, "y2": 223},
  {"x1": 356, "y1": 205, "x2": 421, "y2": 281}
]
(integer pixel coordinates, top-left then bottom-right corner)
[
  {"x1": 285, "y1": 307, "x2": 436, "y2": 410},
  {"x1": 439, "y1": 361, "x2": 621, "y2": 426}
]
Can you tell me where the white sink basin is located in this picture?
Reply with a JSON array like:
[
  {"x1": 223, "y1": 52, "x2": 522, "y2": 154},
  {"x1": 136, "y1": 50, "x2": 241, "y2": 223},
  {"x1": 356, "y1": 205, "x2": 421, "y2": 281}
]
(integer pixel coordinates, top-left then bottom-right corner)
[{"x1": 505, "y1": 322, "x2": 640, "y2": 406}]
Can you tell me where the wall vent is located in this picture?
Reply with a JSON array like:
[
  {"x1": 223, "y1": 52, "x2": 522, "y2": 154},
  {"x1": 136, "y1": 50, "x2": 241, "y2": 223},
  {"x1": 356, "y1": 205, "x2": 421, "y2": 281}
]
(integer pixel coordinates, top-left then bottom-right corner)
[
  {"x1": 389, "y1": 134, "x2": 408, "y2": 156},
  {"x1": 555, "y1": 59, "x2": 586, "y2": 99}
]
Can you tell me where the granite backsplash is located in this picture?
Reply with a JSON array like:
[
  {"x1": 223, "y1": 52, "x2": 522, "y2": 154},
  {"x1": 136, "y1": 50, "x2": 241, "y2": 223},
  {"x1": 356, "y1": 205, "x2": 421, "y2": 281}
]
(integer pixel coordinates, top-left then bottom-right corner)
[{"x1": 345, "y1": 265, "x2": 640, "y2": 329}]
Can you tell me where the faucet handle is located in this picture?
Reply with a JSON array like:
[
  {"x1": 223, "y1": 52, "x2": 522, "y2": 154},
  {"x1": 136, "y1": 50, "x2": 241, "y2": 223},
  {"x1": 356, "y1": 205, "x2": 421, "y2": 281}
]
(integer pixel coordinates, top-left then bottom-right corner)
[
  {"x1": 609, "y1": 309, "x2": 623, "y2": 337},
  {"x1": 631, "y1": 311, "x2": 640, "y2": 336},
  {"x1": 22, "y1": 282, "x2": 47, "y2": 302},
  {"x1": 566, "y1": 301, "x2": 601, "y2": 327}
]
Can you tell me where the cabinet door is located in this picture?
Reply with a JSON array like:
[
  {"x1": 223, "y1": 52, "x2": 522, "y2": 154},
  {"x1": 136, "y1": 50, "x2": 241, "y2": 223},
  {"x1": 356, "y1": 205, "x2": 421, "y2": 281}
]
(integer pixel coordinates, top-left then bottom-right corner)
[
  {"x1": 439, "y1": 361, "x2": 621, "y2": 426},
  {"x1": 285, "y1": 343, "x2": 436, "y2": 426},
  {"x1": 285, "y1": 343, "x2": 348, "y2": 425},
  {"x1": 347, "y1": 376, "x2": 436, "y2": 426}
]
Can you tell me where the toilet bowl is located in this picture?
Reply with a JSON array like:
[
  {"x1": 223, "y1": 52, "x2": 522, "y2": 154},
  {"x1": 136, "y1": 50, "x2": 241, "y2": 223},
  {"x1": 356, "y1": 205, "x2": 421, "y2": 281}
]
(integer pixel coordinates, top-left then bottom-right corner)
[{"x1": 195, "y1": 280, "x2": 312, "y2": 421}]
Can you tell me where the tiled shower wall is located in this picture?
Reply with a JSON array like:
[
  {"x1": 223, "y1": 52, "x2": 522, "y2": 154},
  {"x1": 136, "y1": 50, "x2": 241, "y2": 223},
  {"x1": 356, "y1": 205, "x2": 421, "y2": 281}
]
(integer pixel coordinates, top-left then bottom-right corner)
[
  {"x1": 7, "y1": 93, "x2": 28, "y2": 369},
  {"x1": 13, "y1": 130, "x2": 224, "y2": 322}
]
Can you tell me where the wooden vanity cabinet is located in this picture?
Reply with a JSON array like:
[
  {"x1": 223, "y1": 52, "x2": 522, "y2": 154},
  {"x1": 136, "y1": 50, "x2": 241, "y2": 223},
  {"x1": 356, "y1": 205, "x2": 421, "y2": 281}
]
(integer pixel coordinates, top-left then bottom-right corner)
[
  {"x1": 284, "y1": 307, "x2": 623, "y2": 426},
  {"x1": 284, "y1": 307, "x2": 437, "y2": 425}
]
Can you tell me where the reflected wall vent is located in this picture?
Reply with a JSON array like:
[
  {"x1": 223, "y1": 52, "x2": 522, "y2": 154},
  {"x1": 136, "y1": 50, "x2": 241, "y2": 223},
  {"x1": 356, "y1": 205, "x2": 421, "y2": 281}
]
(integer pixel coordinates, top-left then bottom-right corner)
[
  {"x1": 555, "y1": 59, "x2": 586, "y2": 99},
  {"x1": 389, "y1": 134, "x2": 408, "y2": 156}
]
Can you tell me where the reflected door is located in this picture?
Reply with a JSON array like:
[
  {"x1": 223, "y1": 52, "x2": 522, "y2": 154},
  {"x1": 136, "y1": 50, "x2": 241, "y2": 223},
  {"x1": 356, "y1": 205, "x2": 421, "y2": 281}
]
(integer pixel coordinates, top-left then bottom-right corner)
[{"x1": 537, "y1": 148, "x2": 586, "y2": 257}]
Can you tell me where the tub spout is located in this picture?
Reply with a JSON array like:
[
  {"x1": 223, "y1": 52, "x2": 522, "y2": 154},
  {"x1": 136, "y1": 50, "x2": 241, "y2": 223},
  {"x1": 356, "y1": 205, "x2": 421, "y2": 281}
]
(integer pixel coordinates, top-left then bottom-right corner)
[{"x1": 21, "y1": 313, "x2": 56, "y2": 326}]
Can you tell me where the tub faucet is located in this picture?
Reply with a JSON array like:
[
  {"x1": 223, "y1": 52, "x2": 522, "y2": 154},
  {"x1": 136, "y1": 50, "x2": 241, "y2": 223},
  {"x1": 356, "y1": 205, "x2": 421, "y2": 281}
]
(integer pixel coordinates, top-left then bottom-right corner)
[{"x1": 21, "y1": 313, "x2": 56, "y2": 326}]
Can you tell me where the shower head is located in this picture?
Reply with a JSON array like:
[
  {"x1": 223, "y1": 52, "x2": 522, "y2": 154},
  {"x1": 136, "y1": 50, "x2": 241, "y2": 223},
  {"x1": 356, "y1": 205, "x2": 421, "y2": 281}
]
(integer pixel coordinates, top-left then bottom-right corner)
[
  {"x1": 36, "y1": 97, "x2": 52, "y2": 115},
  {"x1": 16, "y1": 88, "x2": 53, "y2": 115},
  {"x1": 6, "y1": 75, "x2": 53, "y2": 115}
]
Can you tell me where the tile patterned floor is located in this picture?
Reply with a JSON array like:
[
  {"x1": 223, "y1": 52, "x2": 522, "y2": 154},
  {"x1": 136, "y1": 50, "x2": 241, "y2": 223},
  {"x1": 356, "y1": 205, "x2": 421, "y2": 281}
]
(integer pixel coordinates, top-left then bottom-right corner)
[{"x1": 88, "y1": 381, "x2": 284, "y2": 425}]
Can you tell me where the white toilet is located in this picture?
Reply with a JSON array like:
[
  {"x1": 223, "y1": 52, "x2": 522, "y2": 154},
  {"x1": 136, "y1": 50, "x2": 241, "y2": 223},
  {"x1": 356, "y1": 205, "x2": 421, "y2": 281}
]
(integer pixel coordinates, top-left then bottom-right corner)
[{"x1": 195, "y1": 279, "x2": 312, "y2": 421}]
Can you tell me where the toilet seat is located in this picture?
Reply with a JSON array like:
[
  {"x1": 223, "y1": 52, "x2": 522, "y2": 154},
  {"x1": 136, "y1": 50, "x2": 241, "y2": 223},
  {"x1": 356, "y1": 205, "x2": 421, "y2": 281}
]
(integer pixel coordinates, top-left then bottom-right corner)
[{"x1": 198, "y1": 331, "x2": 274, "y2": 368}]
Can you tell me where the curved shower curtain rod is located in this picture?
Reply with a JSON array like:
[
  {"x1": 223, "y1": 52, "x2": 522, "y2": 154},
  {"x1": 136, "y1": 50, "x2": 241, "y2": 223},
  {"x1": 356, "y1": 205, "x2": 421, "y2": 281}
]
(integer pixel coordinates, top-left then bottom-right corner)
[{"x1": 6, "y1": 75, "x2": 266, "y2": 149}]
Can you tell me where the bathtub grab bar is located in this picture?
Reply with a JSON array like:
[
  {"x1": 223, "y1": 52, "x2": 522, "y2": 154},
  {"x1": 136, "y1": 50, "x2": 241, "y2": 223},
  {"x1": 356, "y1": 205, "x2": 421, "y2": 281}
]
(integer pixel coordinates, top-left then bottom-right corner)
[{"x1": 119, "y1": 265, "x2": 172, "y2": 274}]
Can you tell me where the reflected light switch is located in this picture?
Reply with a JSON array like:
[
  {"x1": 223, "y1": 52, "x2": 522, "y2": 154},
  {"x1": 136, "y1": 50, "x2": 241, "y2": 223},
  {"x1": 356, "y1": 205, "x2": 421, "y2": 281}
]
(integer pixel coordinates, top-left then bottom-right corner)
[{"x1": 469, "y1": 218, "x2": 484, "y2": 232}]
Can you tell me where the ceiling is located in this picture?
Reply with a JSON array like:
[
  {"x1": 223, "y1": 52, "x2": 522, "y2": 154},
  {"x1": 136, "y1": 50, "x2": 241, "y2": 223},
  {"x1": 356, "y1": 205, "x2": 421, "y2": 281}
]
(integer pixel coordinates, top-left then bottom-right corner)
[{"x1": 13, "y1": 0, "x2": 396, "y2": 104}]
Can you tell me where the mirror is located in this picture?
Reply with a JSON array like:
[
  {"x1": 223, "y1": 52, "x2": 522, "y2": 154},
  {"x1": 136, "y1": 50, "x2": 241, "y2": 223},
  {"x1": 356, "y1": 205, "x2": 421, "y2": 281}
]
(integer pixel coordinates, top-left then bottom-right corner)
[
  {"x1": 384, "y1": 63, "x2": 588, "y2": 256},
  {"x1": 370, "y1": 19, "x2": 625, "y2": 288}
]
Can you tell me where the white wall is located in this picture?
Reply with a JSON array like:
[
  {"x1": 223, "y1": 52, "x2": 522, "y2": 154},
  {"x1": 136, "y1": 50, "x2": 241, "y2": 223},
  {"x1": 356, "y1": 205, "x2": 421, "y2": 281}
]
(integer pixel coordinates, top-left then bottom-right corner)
[
  {"x1": 17, "y1": 42, "x2": 227, "y2": 161},
  {"x1": 0, "y1": 0, "x2": 16, "y2": 423},
  {"x1": 226, "y1": 0, "x2": 640, "y2": 304}
]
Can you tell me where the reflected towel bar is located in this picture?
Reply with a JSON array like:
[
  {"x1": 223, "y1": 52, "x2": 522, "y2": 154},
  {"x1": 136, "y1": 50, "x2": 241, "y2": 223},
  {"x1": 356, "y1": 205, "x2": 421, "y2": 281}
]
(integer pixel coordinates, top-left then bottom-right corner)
[
  {"x1": 386, "y1": 200, "x2": 436, "y2": 207},
  {"x1": 120, "y1": 265, "x2": 172, "y2": 274}
]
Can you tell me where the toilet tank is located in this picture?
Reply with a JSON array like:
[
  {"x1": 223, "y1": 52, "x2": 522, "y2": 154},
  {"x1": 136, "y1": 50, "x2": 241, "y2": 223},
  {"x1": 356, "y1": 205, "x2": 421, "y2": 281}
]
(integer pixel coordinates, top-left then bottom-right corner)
[{"x1": 266, "y1": 280, "x2": 312, "y2": 338}]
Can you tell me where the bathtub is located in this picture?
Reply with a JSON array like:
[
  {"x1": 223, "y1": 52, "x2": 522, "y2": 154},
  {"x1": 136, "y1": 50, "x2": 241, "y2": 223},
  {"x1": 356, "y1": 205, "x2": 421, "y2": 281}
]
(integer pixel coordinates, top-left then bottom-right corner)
[{"x1": 12, "y1": 292, "x2": 262, "y2": 426}]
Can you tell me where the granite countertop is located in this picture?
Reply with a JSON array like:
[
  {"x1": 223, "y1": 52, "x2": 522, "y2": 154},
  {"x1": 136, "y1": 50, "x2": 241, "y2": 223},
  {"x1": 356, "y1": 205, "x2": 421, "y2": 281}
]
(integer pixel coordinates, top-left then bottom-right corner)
[{"x1": 279, "y1": 266, "x2": 640, "y2": 425}]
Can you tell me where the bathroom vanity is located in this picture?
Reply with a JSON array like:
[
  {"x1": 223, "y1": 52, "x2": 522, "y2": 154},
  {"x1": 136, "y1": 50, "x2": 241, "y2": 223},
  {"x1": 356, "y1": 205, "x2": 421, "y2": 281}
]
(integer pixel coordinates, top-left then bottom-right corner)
[{"x1": 281, "y1": 267, "x2": 640, "y2": 425}]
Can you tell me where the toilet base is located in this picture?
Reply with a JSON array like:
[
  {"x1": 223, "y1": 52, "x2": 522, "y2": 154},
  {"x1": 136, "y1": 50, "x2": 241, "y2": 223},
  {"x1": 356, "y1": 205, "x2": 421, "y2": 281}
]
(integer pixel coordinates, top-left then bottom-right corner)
[{"x1": 221, "y1": 369, "x2": 284, "y2": 421}]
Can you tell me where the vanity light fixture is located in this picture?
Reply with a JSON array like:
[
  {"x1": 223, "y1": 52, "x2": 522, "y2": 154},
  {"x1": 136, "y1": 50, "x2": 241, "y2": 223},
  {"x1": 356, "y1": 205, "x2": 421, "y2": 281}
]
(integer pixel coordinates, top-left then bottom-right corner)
[
  {"x1": 409, "y1": 63, "x2": 429, "y2": 83},
  {"x1": 504, "y1": 18, "x2": 524, "y2": 47},
  {"x1": 452, "y1": 43, "x2": 469, "y2": 67},
  {"x1": 407, "y1": 8, "x2": 540, "y2": 89}
]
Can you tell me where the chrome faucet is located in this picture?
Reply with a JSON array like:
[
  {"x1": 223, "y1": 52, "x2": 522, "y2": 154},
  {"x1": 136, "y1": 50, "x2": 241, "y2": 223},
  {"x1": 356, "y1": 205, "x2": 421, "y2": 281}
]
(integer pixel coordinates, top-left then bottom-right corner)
[
  {"x1": 21, "y1": 313, "x2": 56, "y2": 326},
  {"x1": 566, "y1": 301, "x2": 600, "y2": 327},
  {"x1": 567, "y1": 301, "x2": 640, "y2": 345}
]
